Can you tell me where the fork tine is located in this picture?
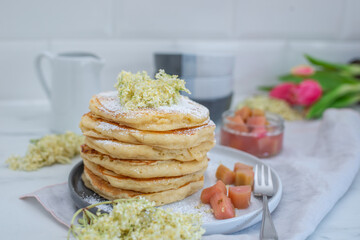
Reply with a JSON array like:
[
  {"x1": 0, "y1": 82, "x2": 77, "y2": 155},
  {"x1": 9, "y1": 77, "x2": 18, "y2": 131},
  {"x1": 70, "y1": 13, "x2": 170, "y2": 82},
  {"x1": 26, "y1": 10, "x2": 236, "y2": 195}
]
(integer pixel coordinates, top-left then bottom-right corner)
[
  {"x1": 254, "y1": 164, "x2": 258, "y2": 186},
  {"x1": 261, "y1": 165, "x2": 266, "y2": 186},
  {"x1": 267, "y1": 165, "x2": 273, "y2": 187}
]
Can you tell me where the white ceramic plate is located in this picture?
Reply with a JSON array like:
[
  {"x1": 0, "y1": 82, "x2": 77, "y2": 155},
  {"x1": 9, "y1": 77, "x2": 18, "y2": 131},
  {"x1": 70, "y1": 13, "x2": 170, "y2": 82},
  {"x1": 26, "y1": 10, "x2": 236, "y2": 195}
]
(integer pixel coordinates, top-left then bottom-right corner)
[
  {"x1": 161, "y1": 145, "x2": 282, "y2": 235},
  {"x1": 69, "y1": 145, "x2": 282, "y2": 235}
]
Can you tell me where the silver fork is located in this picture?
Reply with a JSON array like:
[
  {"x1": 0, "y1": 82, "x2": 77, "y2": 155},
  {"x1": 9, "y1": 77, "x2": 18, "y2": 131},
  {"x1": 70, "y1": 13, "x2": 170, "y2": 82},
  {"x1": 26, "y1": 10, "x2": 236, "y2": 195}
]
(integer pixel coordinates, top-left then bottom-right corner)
[{"x1": 254, "y1": 164, "x2": 278, "y2": 240}]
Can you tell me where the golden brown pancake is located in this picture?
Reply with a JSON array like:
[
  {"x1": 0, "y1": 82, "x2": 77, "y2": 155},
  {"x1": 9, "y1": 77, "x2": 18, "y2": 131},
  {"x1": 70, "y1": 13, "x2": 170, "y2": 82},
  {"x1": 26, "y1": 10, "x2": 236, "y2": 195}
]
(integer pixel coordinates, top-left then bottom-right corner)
[
  {"x1": 84, "y1": 136, "x2": 215, "y2": 162},
  {"x1": 89, "y1": 91, "x2": 210, "y2": 131},
  {"x1": 82, "y1": 166, "x2": 204, "y2": 206},
  {"x1": 83, "y1": 159, "x2": 205, "y2": 193},
  {"x1": 81, "y1": 145, "x2": 209, "y2": 178},
  {"x1": 80, "y1": 90, "x2": 215, "y2": 205},
  {"x1": 80, "y1": 112, "x2": 215, "y2": 149}
]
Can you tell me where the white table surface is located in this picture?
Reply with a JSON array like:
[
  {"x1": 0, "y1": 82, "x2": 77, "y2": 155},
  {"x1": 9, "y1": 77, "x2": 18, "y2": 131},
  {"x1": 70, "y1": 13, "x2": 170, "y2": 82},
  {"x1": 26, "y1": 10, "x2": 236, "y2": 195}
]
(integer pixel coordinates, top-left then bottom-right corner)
[{"x1": 0, "y1": 100, "x2": 359, "y2": 240}]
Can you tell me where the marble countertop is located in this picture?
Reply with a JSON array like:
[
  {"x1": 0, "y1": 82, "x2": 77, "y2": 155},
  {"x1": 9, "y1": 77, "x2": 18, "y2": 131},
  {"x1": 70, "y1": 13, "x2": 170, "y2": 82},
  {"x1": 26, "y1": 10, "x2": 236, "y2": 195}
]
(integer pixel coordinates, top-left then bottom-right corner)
[{"x1": 0, "y1": 100, "x2": 359, "y2": 240}]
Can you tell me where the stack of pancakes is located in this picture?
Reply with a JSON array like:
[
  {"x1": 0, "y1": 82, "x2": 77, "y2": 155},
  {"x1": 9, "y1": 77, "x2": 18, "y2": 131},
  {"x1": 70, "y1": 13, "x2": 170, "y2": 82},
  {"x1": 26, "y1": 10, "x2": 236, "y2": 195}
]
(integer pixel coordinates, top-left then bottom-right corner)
[{"x1": 79, "y1": 91, "x2": 215, "y2": 206}]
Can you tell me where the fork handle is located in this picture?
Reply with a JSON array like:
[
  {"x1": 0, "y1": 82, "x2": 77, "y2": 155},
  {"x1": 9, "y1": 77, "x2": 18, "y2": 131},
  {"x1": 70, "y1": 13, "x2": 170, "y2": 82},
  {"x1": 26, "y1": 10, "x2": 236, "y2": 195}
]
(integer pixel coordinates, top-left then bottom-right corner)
[{"x1": 260, "y1": 195, "x2": 278, "y2": 240}]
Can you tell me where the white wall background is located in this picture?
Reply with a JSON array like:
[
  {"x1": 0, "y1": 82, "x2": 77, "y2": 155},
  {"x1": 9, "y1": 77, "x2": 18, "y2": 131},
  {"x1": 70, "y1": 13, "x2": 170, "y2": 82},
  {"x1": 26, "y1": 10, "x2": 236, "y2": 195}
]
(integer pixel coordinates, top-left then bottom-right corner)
[{"x1": 0, "y1": 0, "x2": 359, "y2": 100}]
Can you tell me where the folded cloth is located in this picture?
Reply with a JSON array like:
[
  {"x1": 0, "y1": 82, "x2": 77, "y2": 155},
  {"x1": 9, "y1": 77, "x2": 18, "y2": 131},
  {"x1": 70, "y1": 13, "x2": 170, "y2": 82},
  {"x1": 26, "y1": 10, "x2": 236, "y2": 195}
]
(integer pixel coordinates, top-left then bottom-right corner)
[
  {"x1": 21, "y1": 182, "x2": 76, "y2": 228},
  {"x1": 21, "y1": 109, "x2": 360, "y2": 240}
]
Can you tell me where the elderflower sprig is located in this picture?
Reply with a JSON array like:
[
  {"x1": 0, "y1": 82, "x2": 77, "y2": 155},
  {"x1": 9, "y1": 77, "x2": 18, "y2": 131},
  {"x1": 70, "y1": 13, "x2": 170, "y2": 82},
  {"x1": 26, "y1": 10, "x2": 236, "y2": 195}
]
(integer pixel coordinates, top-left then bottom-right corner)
[
  {"x1": 114, "y1": 69, "x2": 190, "y2": 109},
  {"x1": 68, "y1": 198, "x2": 204, "y2": 240},
  {"x1": 6, "y1": 131, "x2": 84, "y2": 171}
]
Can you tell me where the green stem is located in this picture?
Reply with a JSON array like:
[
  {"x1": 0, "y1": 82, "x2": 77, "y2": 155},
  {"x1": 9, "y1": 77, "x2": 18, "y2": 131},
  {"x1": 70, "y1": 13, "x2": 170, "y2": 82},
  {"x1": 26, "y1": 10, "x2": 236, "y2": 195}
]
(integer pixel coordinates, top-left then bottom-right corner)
[
  {"x1": 68, "y1": 200, "x2": 115, "y2": 240},
  {"x1": 306, "y1": 83, "x2": 360, "y2": 119},
  {"x1": 305, "y1": 54, "x2": 348, "y2": 71},
  {"x1": 67, "y1": 199, "x2": 142, "y2": 239},
  {"x1": 258, "y1": 85, "x2": 275, "y2": 91},
  {"x1": 331, "y1": 94, "x2": 360, "y2": 108}
]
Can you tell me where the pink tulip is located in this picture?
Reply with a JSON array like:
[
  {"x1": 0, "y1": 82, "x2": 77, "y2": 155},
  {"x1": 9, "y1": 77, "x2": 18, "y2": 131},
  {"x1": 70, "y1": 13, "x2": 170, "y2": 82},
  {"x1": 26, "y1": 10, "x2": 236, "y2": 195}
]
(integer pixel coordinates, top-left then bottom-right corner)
[
  {"x1": 269, "y1": 82, "x2": 297, "y2": 105},
  {"x1": 294, "y1": 79, "x2": 322, "y2": 106},
  {"x1": 291, "y1": 65, "x2": 315, "y2": 77}
]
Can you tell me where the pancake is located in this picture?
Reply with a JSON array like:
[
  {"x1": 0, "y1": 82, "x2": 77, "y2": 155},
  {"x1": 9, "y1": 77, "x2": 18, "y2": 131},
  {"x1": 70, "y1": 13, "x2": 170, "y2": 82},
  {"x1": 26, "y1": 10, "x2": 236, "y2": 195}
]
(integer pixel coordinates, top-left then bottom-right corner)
[
  {"x1": 83, "y1": 159, "x2": 205, "y2": 193},
  {"x1": 81, "y1": 145, "x2": 209, "y2": 178},
  {"x1": 85, "y1": 136, "x2": 215, "y2": 162},
  {"x1": 82, "y1": 166, "x2": 204, "y2": 206},
  {"x1": 89, "y1": 91, "x2": 210, "y2": 131},
  {"x1": 80, "y1": 112, "x2": 216, "y2": 149}
]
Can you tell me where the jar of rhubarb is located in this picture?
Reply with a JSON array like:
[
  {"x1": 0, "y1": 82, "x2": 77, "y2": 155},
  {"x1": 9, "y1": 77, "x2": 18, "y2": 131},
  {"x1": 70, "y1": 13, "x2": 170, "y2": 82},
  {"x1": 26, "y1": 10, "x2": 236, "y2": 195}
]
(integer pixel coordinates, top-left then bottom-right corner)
[{"x1": 220, "y1": 107, "x2": 284, "y2": 158}]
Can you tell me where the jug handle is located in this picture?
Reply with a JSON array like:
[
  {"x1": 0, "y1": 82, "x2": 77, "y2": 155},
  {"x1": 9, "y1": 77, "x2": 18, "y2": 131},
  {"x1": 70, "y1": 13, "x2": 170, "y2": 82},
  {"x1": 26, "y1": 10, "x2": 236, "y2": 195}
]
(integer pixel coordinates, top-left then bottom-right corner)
[{"x1": 35, "y1": 52, "x2": 53, "y2": 98}]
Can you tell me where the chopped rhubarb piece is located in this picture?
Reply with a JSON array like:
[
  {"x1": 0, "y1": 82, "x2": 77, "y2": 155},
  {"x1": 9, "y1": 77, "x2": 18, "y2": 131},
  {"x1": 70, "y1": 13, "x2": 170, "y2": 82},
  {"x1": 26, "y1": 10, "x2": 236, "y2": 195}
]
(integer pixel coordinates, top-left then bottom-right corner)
[
  {"x1": 251, "y1": 108, "x2": 265, "y2": 117},
  {"x1": 235, "y1": 106, "x2": 251, "y2": 121},
  {"x1": 200, "y1": 180, "x2": 227, "y2": 204},
  {"x1": 234, "y1": 162, "x2": 253, "y2": 172},
  {"x1": 221, "y1": 130, "x2": 247, "y2": 150},
  {"x1": 227, "y1": 115, "x2": 244, "y2": 124},
  {"x1": 228, "y1": 186, "x2": 252, "y2": 209},
  {"x1": 216, "y1": 164, "x2": 235, "y2": 185},
  {"x1": 210, "y1": 192, "x2": 235, "y2": 219},
  {"x1": 257, "y1": 135, "x2": 282, "y2": 157},
  {"x1": 234, "y1": 168, "x2": 254, "y2": 187},
  {"x1": 247, "y1": 116, "x2": 267, "y2": 137},
  {"x1": 226, "y1": 115, "x2": 249, "y2": 133},
  {"x1": 247, "y1": 116, "x2": 267, "y2": 126},
  {"x1": 251, "y1": 126, "x2": 267, "y2": 138},
  {"x1": 229, "y1": 123, "x2": 249, "y2": 133}
]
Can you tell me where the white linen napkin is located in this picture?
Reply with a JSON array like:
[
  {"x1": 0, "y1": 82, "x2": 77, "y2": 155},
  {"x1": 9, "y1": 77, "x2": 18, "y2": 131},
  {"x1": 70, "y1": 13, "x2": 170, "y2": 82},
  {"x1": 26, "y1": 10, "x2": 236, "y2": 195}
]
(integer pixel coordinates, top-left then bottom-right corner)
[{"x1": 20, "y1": 109, "x2": 360, "y2": 240}]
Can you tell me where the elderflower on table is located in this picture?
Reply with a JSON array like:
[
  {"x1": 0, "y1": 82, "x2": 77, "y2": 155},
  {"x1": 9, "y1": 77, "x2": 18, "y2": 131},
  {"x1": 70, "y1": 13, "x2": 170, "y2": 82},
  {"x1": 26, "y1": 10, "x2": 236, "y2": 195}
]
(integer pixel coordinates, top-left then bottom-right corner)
[{"x1": 6, "y1": 131, "x2": 84, "y2": 171}]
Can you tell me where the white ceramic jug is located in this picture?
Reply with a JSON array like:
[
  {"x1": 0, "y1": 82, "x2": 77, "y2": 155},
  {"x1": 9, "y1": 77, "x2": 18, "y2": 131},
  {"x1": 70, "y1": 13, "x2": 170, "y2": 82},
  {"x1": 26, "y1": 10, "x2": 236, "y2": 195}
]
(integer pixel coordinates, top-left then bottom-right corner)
[{"x1": 35, "y1": 52, "x2": 104, "y2": 133}]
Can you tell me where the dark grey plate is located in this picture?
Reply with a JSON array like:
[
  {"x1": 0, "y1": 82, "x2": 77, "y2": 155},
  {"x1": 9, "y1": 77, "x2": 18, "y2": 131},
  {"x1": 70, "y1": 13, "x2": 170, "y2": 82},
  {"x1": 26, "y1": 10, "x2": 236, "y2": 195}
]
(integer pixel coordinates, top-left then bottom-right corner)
[{"x1": 68, "y1": 161, "x2": 110, "y2": 213}]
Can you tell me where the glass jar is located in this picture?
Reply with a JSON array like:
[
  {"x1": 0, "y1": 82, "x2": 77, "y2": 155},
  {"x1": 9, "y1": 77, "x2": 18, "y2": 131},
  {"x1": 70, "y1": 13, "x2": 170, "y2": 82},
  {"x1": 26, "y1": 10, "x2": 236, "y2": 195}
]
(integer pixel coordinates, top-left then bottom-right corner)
[{"x1": 220, "y1": 110, "x2": 284, "y2": 158}]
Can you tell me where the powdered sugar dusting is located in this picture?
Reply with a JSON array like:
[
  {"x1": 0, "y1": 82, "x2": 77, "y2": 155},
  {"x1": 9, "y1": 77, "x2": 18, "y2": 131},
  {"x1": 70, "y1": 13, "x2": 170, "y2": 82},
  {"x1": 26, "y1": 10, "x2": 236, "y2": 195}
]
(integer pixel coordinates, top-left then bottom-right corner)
[
  {"x1": 156, "y1": 95, "x2": 209, "y2": 119},
  {"x1": 97, "y1": 91, "x2": 124, "y2": 113},
  {"x1": 96, "y1": 91, "x2": 209, "y2": 120},
  {"x1": 96, "y1": 139, "x2": 118, "y2": 146},
  {"x1": 175, "y1": 120, "x2": 215, "y2": 135},
  {"x1": 95, "y1": 117, "x2": 215, "y2": 136},
  {"x1": 82, "y1": 193, "x2": 113, "y2": 212},
  {"x1": 98, "y1": 121, "x2": 120, "y2": 132},
  {"x1": 161, "y1": 190, "x2": 216, "y2": 222}
]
